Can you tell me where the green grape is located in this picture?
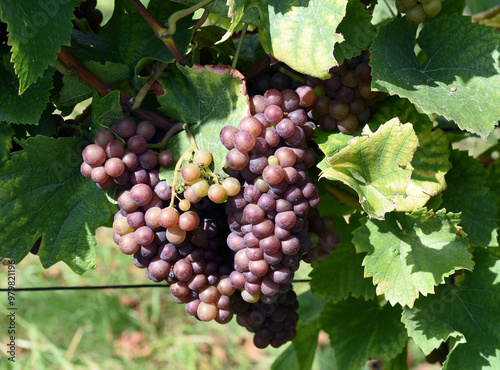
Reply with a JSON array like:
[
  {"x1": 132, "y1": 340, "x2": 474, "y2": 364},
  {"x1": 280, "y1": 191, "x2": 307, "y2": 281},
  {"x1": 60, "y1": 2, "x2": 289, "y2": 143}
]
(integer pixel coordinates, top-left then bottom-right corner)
[
  {"x1": 208, "y1": 184, "x2": 227, "y2": 203},
  {"x1": 268, "y1": 155, "x2": 279, "y2": 165},
  {"x1": 423, "y1": 0, "x2": 441, "y2": 17},
  {"x1": 193, "y1": 149, "x2": 213, "y2": 168},
  {"x1": 222, "y1": 177, "x2": 241, "y2": 197},
  {"x1": 179, "y1": 199, "x2": 191, "y2": 211},
  {"x1": 191, "y1": 179, "x2": 210, "y2": 197},
  {"x1": 406, "y1": 4, "x2": 426, "y2": 24}
]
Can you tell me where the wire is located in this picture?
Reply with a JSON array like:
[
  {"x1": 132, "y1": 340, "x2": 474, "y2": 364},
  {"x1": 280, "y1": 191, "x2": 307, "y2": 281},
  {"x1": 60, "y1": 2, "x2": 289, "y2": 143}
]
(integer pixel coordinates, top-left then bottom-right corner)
[{"x1": 0, "y1": 280, "x2": 311, "y2": 292}]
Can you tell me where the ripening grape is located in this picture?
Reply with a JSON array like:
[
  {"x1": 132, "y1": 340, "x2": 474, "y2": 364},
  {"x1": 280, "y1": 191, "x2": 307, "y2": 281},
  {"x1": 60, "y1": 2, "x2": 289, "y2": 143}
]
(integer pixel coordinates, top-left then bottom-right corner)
[{"x1": 180, "y1": 163, "x2": 200, "y2": 184}]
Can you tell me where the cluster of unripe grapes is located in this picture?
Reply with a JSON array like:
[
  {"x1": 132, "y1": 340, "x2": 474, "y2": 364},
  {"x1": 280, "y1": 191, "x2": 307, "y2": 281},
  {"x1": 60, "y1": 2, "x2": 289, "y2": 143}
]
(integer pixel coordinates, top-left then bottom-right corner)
[
  {"x1": 250, "y1": 51, "x2": 386, "y2": 134},
  {"x1": 396, "y1": 0, "x2": 443, "y2": 24},
  {"x1": 73, "y1": 0, "x2": 103, "y2": 34}
]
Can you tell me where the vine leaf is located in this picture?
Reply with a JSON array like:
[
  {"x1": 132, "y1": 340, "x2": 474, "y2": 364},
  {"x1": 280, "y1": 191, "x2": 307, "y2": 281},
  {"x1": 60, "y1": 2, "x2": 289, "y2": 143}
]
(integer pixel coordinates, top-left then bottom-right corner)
[
  {"x1": 0, "y1": 136, "x2": 116, "y2": 274},
  {"x1": 0, "y1": 59, "x2": 54, "y2": 124},
  {"x1": 58, "y1": 75, "x2": 93, "y2": 108},
  {"x1": 250, "y1": 0, "x2": 347, "y2": 79},
  {"x1": 441, "y1": 150, "x2": 499, "y2": 247},
  {"x1": 368, "y1": 97, "x2": 452, "y2": 211},
  {"x1": 333, "y1": 0, "x2": 376, "y2": 64},
  {"x1": 370, "y1": 15, "x2": 500, "y2": 138},
  {"x1": 353, "y1": 208, "x2": 474, "y2": 308},
  {"x1": 0, "y1": 124, "x2": 14, "y2": 166},
  {"x1": 157, "y1": 64, "x2": 249, "y2": 183},
  {"x1": 0, "y1": 0, "x2": 80, "y2": 93},
  {"x1": 171, "y1": 0, "x2": 260, "y2": 27},
  {"x1": 90, "y1": 90, "x2": 123, "y2": 134},
  {"x1": 319, "y1": 118, "x2": 418, "y2": 219},
  {"x1": 402, "y1": 250, "x2": 500, "y2": 369},
  {"x1": 174, "y1": 0, "x2": 350, "y2": 78},
  {"x1": 467, "y1": 0, "x2": 499, "y2": 14},
  {"x1": 320, "y1": 297, "x2": 408, "y2": 369},
  {"x1": 310, "y1": 213, "x2": 376, "y2": 302}
]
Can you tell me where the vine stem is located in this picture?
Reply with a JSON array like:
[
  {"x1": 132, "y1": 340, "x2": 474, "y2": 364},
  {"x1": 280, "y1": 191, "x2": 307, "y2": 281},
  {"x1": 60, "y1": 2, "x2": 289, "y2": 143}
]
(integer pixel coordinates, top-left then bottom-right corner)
[
  {"x1": 325, "y1": 183, "x2": 363, "y2": 211},
  {"x1": 57, "y1": 47, "x2": 175, "y2": 131},
  {"x1": 232, "y1": 23, "x2": 249, "y2": 69},
  {"x1": 131, "y1": 62, "x2": 168, "y2": 111},
  {"x1": 168, "y1": 0, "x2": 213, "y2": 36},
  {"x1": 383, "y1": 0, "x2": 396, "y2": 18},
  {"x1": 129, "y1": 0, "x2": 190, "y2": 66},
  {"x1": 278, "y1": 66, "x2": 305, "y2": 84},
  {"x1": 169, "y1": 124, "x2": 198, "y2": 208},
  {"x1": 147, "y1": 121, "x2": 185, "y2": 149}
]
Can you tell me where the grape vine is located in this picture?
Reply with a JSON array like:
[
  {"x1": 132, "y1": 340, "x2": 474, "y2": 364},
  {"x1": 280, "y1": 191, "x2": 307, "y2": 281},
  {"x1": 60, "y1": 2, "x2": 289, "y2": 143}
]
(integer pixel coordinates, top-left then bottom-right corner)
[{"x1": 0, "y1": 0, "x2": 499, "y2": 368}]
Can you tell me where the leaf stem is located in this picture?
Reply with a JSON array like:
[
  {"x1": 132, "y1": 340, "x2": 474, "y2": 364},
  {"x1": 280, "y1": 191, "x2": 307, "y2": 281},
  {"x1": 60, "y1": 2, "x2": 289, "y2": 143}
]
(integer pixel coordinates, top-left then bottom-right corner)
[
  {"x1": 278, "y1": 66, "x2": 305, "y2": 85},
  {"x1": 232, "y1": 23, "x2": 249, "y2": 69},
  {"x1": 324, "y1": 183, "x2": 363, "y2": 210},
  {"x1": 383, "y1": 0, "x2": 396, "y2": 18},
  {"x1": 168, "y1": 0, "x2": 213, "y2": 36},
  {"x1": 132, "y1": 62, "x2": 168, "y2": 111},
  {"x1": 147, "y1": 121, "x2": 185, "y2": 149},
  {"x1": 169, "y1": 124, "x2": 198, "y2": 208},
  {"x1": 129, "y1": 0, "x2": 190, "y2": 66},
  {"x1": 193, "y1": 9, "x2": 209, "y2": 31}
]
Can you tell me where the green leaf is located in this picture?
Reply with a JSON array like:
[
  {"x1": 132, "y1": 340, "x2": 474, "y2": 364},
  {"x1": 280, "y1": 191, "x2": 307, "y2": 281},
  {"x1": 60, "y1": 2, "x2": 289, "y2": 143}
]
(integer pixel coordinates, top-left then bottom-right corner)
[
  {"x1": 90, "y1": 90, "x2": 123, "y2": 133},
  {"x1": 353, "y1": 208, "x2": 474, "y2": 307},
  {"x1": 0, "y1": 0, "x2": 80, "y2": 93},
  {"x1": 402, "y1": 250, "x2": 500, "y2": 369},
  {"x1": 15, "y1": 104, "x2": 58, "y2": 138},
  {"x1": 370, "y1": 16, "x2": 500, "y2": 138},
  {"x1": 320, "y1": 297, "x2": 408, "y2": 369},
  {"x1": 58, "y1": 75, "x2": 92, "y2": 107},
  {"x1": 467, "y1": 0, "x2": 499, "y2": 14},
  {"x1": 297, "y1": 290, "x2": 326, "y2": 325},
  {"x1": 85, "y1": 61, "x2": 130, "y2": 87},
  {"x1": 0, "y1": 124, "x2": 14, "y2": 166},
  {"x1": 0, "y1": 136, "x2": 117, "y2": 274},
  {"x1": 0, "y1": 60, "x2": 54, "y2": 124},
  {"x1": 314, "y1": 129, "x2": 352, "y2": 163},
  {"x1": 441, "y1": 150, "x2": 499, "y2": 247},
  {"x1": 319, "y1": 118, "x2": 418, "y2": 219},
  {"x1": 171, "y1": 0, "x2": 260, "y2": 26},
  {"x1": 384, "y1": 346, "x2": 409, "y2": 370},
  {"x1": 310, "y1": 213, "x2": 376, "y2": 302},
  {"x1": 157, "y1": 64, "x2": 248, "y2": 182},
  {"x1": 486, "y1": 159, "x2": 500, "y2": 224},
  {"x1": 99, "y1": 0, "x2": 195, "y2": 74},
  {"x1": 333, "y1": 0, "x2": 376, "y2": 64},
  {"x1": 251, "y1": 0, "x2": 347, "y2": 79},
  {"x1": 439, "y1": 0, "x2": 467, "y2": 16},
  {"x1": 368, "y1": 97, "x2": 452, "y2": 211}
]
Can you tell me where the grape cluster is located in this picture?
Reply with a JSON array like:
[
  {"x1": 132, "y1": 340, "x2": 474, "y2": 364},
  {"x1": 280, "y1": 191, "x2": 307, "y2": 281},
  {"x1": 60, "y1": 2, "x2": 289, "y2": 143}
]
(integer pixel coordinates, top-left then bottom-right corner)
[
  {"x1": 233, "y1": 289, "x2": 299, "y2": 348},
  {"x1": 80, "y1": 117, "x2": 174, "y2": 191},
  {"x1": 81, "y1": 72, "x2": 342, "y2": 348},
  {"x1": 74, "y1": 0, "x2": 103, "y2": 33},
  {"x1": 221, "y1": 89, "x2": 326, "y2": 304},
  {"x1": 250, "y1": 51, "x2": 386, "y2": 134},
  {"x1": 397, "y1": 0, "x2": 443, "y2": 24}
]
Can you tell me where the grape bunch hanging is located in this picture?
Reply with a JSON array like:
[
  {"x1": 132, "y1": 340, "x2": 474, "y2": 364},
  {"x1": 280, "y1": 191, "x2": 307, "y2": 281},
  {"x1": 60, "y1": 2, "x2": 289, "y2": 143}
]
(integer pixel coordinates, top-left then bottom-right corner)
[
  {"x1": 80, "y1": 53, "x2": 385, "y2": 348},
  {"x1": 396, "y1": 0, "x2": 443, "y2": 24}
]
